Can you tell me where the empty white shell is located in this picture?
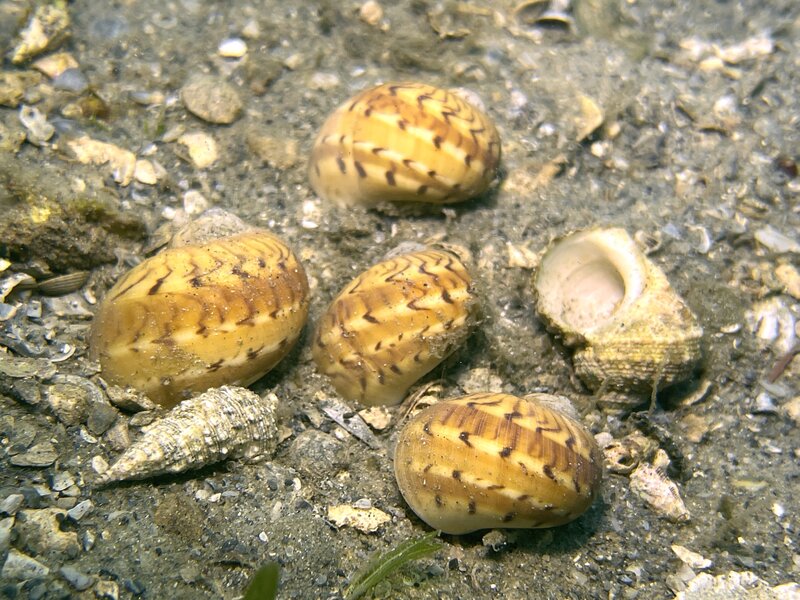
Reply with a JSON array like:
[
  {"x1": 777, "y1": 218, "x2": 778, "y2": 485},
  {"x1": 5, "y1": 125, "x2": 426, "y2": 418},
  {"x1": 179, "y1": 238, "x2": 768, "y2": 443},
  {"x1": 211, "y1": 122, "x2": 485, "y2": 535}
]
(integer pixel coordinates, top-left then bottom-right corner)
[{"x1": 533, "y1": 228, "x2": 703, "y2": 394}]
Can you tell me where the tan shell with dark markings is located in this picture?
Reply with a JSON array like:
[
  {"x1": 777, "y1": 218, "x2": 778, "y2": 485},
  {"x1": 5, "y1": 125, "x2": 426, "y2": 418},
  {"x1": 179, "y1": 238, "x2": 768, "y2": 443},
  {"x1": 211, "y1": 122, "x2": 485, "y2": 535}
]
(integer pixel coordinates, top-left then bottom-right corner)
[
  {"x1": 90, "y1": 230, "x2": 309, "y2": 407},
  {"x1": 308, "y1": 82, "x2": 501, "y2": 207},
  {"x1": 393, "y1": 393, "x2": 603, "y2": 534},
  {"x1": 312, "y1": 248, "x2": 478, "y2": 406}
]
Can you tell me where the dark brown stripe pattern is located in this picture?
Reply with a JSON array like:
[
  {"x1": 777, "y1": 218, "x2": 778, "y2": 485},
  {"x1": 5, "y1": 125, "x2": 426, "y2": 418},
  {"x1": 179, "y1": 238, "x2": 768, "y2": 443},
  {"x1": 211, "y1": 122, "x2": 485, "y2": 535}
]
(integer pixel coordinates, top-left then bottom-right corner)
[
  {"x1": 313, "y1": 249, "x2": 478, "y2": 406},
  {"x1": 394, "y1": 393, "x2": 602, "y2": 534},
  {"x1": 90, "y1": 231, "x2": 310, "y2": 408},
  {"x1": 308, "y1": 82, "x2": 501, "y2": 207}
]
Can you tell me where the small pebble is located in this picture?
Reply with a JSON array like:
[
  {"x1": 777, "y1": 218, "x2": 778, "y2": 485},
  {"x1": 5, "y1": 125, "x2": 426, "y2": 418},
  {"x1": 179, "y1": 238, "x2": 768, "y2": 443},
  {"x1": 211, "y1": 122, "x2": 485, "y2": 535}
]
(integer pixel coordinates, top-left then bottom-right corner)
[
  {"x1": 181, "y1": 76, "x2": 242, "y2": 124},
  {"x1": 0, "y1": 493, "x2": 24, "y2": 516},
  {"x1": 182, "y1": 190, "x2": 209, "y2": 215},
  {"x1": 94, "y1": 580, "x2": 119, "y2": 599},
  {"x1": 52, "y1": 68, "x2": 89, "y2": 93},
  {"x1": 754, "y1": 226, "x2": 800, "y2": 254},
  {"x1": 18, "y1": 104, "x2": 54, "y2": 145},
  {"x1": 60, "y1": 565, "x2": 94, "y2": 591},
  {"x1": 1, "y1": 548, "x2": 50, "y2": 580},
  {"x1": 104, "y1": 419, "x2": 131, "y2": 452},
  {"x1": 130, "y1": 90, "x2": 165, "y2": 106},
  {"x1": 218, "y1": 38, "x2": 247, "y2": 58},
  {"x1": 9, "y1": 441, "x2": 58, "y2": 467},
  {"x1": 49, "y1": 471, "x2": 75, "y2": 492},
  {"x1": 124, "y1": 578, "x2": 146, "y2": 596},
  {"x1": 134, "y1": 159, "x2": 159, "y2": 185},
  {"x1": 781, "y1": 397, "x2": 800, "y2": 426},
  {"x1": 0, "y1": 517, "x2": 12, "y2": 552},
  {"x1": 359, "y1": 1, "x2": 384, "y2": 26},
  {"x1": 308, "y1": 72, "x2": 340, "y2": 90},
  {"x1": 91, "y1": 454, "x2": 109, "y2": 475},
  {"x1": 178, "y1": 131, "x2": 219, "y2": 168},
  {"x1": 66, "y1": 500, "x2": 93, "y2": 522},
  {"x1": 81, "y1": 529, "x2": 96, "y2": 551},
  {"x1": 87, "y1": 402, "x2": 119, "y2": 435},
  {"x1": 32, "y1": 52, "x2": 79, "y2": 78},
  {"x1": 753, "y1": 391, "x2": 778, "y2": 414},
  {"x1": 15, "y1": 508, "x2": 81, "y2": 558}
]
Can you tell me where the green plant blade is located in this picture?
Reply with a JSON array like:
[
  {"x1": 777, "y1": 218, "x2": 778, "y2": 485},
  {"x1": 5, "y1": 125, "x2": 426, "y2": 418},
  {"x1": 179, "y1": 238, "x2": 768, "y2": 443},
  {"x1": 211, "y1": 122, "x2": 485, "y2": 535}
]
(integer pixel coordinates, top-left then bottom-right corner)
[
  {"x1": 244, "y1": 561, "x2": 280, "y2": 600},
  {"x1": 344, "y1": 531, "x2": 442, "y2": 600}
]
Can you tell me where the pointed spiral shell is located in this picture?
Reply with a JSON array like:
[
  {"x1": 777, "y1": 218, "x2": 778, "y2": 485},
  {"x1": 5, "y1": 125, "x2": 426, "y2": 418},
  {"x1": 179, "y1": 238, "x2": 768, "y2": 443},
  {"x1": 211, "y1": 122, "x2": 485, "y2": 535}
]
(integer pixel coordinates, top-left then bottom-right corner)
[
  {"x1": 96, "y1": 386, "x2": 279, "y2": 484},
  {"x1": 308, "y1": 82, "x2": 501, "y2": 207},
  {"x1": 393, "y1": 393, "x2": 603, "y2": 534},
  {"x1": 90, "y1": 230, "x2": 309, "y2": 407},
  {"x1": 313, "y1": 248, "x2": 479, "y2": 406}
]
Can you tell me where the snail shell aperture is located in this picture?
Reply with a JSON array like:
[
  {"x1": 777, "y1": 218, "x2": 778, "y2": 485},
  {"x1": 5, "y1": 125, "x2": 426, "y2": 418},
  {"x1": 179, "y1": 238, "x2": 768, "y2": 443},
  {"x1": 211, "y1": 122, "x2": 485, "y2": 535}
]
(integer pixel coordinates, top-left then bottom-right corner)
[
  {"x1": 308, "y1": 82, "x2": 501, "y2": 207},
  {"x1": 393, "y1": 393, "x2": 603, "y2": 535},
  {"x1": 533, "y1": 227, "x2": 703, "y2": 394},
  {"x1": 90, "y1": 230, "x2": 309, "y2": 407}
]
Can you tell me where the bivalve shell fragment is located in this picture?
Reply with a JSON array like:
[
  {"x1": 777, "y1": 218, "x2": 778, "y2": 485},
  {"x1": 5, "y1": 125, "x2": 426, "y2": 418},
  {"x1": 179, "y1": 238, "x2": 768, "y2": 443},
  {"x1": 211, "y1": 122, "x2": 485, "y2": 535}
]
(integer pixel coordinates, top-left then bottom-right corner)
[
  {"x1": 96, "y1": 386, "x2": 278, "y2": 484},
  {"x1": 533, "y1": 228, "x2": 703, "y2": 394},
  {"x1": 308, "y1": 82, "x2": 501, "y2": 207},
  {"x1": 393, "y1": 392, "x2": 603, "y2": 534},
  {"x1": 313, "y1": 248, "x2": 479, "y2": 406},
  {"x1": 90, "y1": 230, "x2": 309, "y2": 407}
]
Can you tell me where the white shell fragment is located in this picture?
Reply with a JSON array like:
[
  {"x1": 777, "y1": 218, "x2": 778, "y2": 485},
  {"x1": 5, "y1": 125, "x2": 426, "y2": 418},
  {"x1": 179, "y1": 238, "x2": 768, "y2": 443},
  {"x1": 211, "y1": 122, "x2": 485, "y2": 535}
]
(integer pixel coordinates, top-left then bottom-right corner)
[
  {"x1": 63, "y1": 136, "x2": 137, "y2": 186},
  {"x1": 533, "y1": 228, "x2": 704, "y2": 395},
  {"x1": 327, "y1": 504, "x2": 391, "y2": 533},
  {"x1": 178, "y1": 131, "x2": 219, "y2": 168},
  {"x1": 629, "y1": 463, "x2": 690, "y2": 522},
  {"x1": 218, "y1": 38, "x2": 248, "y2": 58},
  {"x1": 96, "y1": 386, "x2": 278, "y2": 484},
  {"x1": 671, "y1": 544, "x2": 713, "y2": 570}
]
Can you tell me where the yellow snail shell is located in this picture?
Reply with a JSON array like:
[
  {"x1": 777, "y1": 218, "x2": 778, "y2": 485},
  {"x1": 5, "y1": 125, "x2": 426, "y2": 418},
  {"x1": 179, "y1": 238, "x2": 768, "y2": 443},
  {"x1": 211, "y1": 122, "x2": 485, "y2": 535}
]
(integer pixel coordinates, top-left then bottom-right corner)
[
  {"x1": 313, "y1": 248, "x2": 479, "y2": 406},
  {"x1": 393, "y1": 392, "x2": 603, "y2": 534},
  {"x1": 90, "y1": 230, "x2": 309, "y2": 407},
  {"x1": 308, "y1": 82, "x2": 501, "y2": 207}
]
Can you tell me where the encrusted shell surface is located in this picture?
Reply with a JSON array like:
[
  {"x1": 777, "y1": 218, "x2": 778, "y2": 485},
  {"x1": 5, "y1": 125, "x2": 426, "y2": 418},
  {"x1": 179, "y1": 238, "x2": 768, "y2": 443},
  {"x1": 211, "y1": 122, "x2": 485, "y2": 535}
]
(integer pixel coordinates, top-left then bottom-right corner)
[
  {"x1": 308, "y1": 82, "x2": 501, "y2": 207},
  {"x1": 90, "y1": 230, "x2": 309, "y2": 407},
  {"x1": 313, "y1": 248, "x2": 478, "y2": 406},
  {"x1": 533, "y1": 228, "x2": 703, "y2": 394},
  {"x1": 96, "y1": 386, "x2": 278, "y2": 484},
  {"x1": 393, "y1": 393, "x2": 603, "y2": 534}
]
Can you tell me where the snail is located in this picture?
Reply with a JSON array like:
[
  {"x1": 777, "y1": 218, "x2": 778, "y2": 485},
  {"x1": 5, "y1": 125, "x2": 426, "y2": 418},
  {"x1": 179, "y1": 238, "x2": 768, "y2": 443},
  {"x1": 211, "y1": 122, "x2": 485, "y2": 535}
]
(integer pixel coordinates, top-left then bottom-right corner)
[
  {"x1": 308, "y1": 82, "x2": 501, "y2": 208},
  {"x1": 313, "y1": 247, "x2": 479, "y2": 406},
  {"x1": 393, "y1": 392, "x2": 602, "y2": 534},
  {"x1": 90, "y1": 229, "x2": 309, "y2": 407},
  {"x1": 96, "y1": 386, "x2": 278, "y2": 484}
]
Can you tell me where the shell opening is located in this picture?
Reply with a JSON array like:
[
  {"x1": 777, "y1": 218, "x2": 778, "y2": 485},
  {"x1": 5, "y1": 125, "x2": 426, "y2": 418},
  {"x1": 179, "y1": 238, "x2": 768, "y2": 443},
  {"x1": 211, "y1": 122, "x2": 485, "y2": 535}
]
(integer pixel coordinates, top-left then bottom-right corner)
[{"x1": 536, "y1": 230, "x2": 646, "y2": 334}]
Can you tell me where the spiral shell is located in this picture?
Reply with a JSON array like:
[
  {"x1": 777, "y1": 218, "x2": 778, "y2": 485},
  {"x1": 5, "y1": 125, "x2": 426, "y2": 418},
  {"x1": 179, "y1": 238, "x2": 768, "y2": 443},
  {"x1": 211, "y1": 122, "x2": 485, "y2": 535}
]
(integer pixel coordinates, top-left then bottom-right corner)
[
  {"x1": 90, "y1": 230, "x2": 309, "y2": 407},
  {"x1": 96, "y1": 386, "x2": 278, "y2": 484},
  {"x1": 393, "y1": 393, "x2": 602, "y2": 534},
  {"x1": 313, "y1": 248, "x2": 479, "y2": 406},
  {"x1": 533, "y1": 228, "x2": 703, "y2": 394},
  {"x1": 308, "y1": 82, "x2": 501, "y2": 207}
]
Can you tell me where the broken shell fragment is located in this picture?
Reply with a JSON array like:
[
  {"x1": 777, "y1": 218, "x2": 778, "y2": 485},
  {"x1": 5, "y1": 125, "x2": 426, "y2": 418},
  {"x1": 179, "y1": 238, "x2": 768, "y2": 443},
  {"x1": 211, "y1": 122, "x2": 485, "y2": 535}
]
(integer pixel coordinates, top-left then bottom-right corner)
[
  {"x1": 90, "y1": 230, "x2": 309, "y2": 407},
  {"x1": 629, "y1": 463, "x2": 690, "y2": 522},
  {"x1": 313, "y1": 248, "x2": 479, "y2": 406},
  {"x1": 96, "y1": 386, "x2": 278, "y2": 484},
  {"x1": 533, "y1": 228, "x2": 703, "y2": 394},
  {"x1": 393, "y1": 393, "x2": 603, "y2": 534},
  {"x1": 308, "y1": 82, "x2": 501, "y2": 207}
]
